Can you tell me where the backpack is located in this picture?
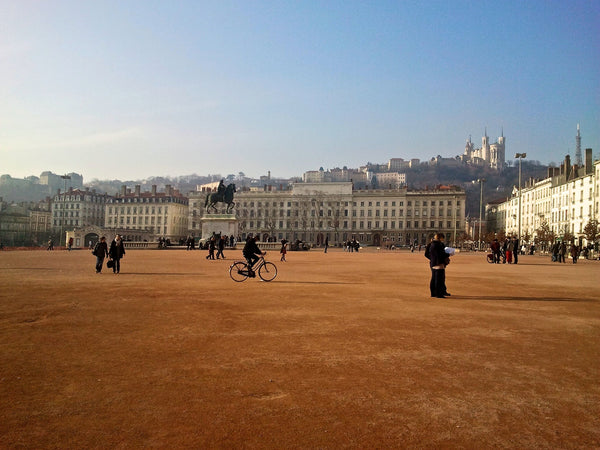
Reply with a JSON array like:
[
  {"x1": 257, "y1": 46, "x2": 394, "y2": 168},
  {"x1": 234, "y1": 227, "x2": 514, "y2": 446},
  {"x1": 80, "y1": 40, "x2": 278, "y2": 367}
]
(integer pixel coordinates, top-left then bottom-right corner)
[{"x1": 92, "y1": 242, "x2": 100, "y2": 256}]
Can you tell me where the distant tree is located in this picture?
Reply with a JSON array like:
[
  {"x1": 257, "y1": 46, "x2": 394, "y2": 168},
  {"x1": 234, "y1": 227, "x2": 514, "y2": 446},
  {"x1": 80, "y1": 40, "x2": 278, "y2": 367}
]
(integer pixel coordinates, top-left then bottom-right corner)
[
  {"x1": 534, "y1": 220, "x2": 555, "y2": 252},
  {"x1": 560, "y1": 225, "x2": 575, "y2": 244},
  {"x1": 583, "y1": 219, "x2": 599, "y2": 244}
]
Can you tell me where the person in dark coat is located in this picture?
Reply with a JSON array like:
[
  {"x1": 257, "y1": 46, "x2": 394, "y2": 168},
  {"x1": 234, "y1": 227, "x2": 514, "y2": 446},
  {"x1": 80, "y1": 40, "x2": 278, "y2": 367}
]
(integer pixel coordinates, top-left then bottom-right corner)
[
  {"x1": 243, "y1": 236, "x2": 264, "y2": 277},
  {"x1": 216, "y1": 236, "x2": 226, "y2": 259},
  {"x1": 424, "y1": 233, "x2": 449, "y2": 298},
  {"x1": 93, "y1": 236, "x2": 109, "y2": 273},
  {"x1": 206, "y1": 236, "x2": 216, "y2": 260},
  {"x1": 108, "y1": 234, "x2": 126, "y2": 274}
]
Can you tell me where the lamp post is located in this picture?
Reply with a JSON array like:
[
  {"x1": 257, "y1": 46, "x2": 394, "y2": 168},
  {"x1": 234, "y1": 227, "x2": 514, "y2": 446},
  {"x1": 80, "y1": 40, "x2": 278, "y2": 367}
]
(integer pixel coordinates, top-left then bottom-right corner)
[
  {"x1": 472, "y1": 178, "x2": 486, "y2": 250},
  {"x1": 515, "y1": 153, "x2": 527, "y2": 241},
  {"x1": 60, "y1": 174, "x2": 71, "y2": 246}
]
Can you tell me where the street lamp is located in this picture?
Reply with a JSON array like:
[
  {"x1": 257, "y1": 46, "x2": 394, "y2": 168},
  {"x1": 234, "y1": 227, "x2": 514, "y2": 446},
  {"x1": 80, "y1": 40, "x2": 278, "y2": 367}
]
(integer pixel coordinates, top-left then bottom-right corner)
[
  {"x1": 472, "y1": 178, "x2": 486, "y2": 250},
  {"x1": 515, "y1": 153, "x2": 527, "y2": 241},
  {"x1": 60, "y1": 174, "x2": 71, "y2": 246}
]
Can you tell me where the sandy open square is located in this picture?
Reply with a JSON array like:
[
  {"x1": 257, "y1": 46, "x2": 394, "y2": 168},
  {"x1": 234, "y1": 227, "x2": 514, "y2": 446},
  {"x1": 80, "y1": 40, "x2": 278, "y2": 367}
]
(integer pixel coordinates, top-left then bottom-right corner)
[{"x1": 0, "y1": 248, "x2": 598, "y2": 448}]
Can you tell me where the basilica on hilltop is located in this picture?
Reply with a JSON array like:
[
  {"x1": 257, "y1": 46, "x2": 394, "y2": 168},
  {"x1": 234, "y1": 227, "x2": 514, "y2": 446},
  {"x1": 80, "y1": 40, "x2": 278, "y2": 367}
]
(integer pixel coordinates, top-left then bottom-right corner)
[{"x1": 459, "y1": 129, "x2": 506, "y2": 170}]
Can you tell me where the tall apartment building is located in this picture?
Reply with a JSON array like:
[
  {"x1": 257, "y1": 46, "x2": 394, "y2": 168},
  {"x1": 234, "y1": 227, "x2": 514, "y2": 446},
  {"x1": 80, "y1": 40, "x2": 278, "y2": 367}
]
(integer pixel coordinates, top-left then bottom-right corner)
[
  {"x1": 105, "y1": 185, "x2": 189, "y2": 241},
  {"x1": 52, "y1": 187, "x2": 111, "y2": 229},
  {"x1": 486, "y1": 150, "x2": 599, "y2": 245},
  {"x1": 190, "y1": 182, "x2": 466, "y2": 247}
]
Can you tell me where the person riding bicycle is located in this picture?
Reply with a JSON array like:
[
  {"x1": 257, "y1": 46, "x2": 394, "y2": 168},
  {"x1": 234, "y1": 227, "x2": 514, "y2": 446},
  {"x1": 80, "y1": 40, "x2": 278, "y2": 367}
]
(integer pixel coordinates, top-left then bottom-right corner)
[{"x1": 243, "y1": 235, "x2": 264, "y2": 277}]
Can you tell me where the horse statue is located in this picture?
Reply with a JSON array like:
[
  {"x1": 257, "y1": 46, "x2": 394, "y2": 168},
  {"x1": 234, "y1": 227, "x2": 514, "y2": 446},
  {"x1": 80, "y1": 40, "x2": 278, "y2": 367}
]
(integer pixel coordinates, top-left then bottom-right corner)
[{"x1": 205, "y1": 183, "x2": 236, "y2": 213}]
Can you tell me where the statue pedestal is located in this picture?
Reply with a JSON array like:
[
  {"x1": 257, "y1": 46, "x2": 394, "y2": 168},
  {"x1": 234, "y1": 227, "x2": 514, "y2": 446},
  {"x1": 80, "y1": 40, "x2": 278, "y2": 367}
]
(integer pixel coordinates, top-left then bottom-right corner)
[{"x1": 201, "y1": 214, "x2": 238, "y2": 238}]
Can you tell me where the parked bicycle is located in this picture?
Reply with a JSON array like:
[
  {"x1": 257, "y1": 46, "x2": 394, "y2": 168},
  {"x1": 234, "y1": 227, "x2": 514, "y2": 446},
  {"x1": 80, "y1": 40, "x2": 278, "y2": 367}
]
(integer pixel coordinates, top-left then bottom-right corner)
[{"x1": 229, "y1": 254, "x2": 278, "y2": 282}]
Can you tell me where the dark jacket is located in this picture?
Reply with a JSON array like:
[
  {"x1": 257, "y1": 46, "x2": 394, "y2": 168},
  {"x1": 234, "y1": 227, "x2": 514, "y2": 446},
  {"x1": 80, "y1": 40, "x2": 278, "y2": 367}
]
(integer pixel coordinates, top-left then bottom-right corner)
[
  {"x1": 109, "y1": 239, "x2": 126, "y2": 259},
  {"x1": 243, "y1": 239, "x2": 261, "y2": 258},
  {"x1": 94, "y1": 241, "x2": 109, "y2": 258},
  {"x1": 425, "y1": 239, "x2": 447, "y2": 268}
]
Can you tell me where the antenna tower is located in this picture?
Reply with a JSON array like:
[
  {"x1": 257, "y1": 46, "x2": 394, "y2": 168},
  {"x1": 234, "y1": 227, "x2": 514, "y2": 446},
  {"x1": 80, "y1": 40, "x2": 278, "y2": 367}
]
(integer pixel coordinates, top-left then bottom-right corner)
[{"x1": 575, "y1": 124, "x2": 582, "y2": 166}]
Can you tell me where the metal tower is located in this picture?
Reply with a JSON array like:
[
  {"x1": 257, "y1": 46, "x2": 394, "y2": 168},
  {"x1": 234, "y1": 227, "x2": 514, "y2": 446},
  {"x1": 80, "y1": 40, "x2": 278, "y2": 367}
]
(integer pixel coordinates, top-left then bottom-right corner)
[{"x1": 575, "y1": 124, "x2": 582, "y2": 166}]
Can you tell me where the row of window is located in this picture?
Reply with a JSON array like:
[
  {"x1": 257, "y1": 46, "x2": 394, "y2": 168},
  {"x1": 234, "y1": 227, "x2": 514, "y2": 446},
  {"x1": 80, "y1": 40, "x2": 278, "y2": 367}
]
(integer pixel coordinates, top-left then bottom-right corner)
[
  {"x1": 238, "y1": 199, "x2": 460, "y2": 208},
  {"x1": 236, "y1": 208, "x2": 461, "y2": 219},
  {"x1": 108, "y1": 206, "x2": 168, "y2": 215},
  {"x1": 239, "y1": 220, "x2": 461, "y2": 230}
]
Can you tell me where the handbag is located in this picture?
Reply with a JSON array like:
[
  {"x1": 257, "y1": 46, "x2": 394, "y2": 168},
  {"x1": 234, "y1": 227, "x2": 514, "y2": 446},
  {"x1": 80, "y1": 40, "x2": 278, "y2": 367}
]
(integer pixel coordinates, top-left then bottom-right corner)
[{"x1": 107, "y1": 260, "x2": 115, "y2": 268}]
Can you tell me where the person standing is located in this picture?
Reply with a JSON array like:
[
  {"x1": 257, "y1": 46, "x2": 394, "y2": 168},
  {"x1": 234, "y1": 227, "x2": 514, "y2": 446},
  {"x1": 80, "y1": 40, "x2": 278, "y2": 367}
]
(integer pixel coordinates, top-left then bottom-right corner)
[
  {"x1": 93, "y1": 236, "x2": 109, "y2": 273},
  {"x1": 425, "y1": 233, "x2": 449, "y2": 298},
  {"x1": 559, "y1": 241, "x2": 567, "y2": 263},
  {"x1": 570, "y1": 243, "x2": 579, "y2": 264},
  {"x1": 506, "y1": 238, "x2": 514, "y2": 264},
  {"x1": 109, "y1": 234, "x2": 126, "y2": 274},
  {"x1": 324, "y1": 236, "x2": 329, "y2": 253},
  {"x1": 512, "y1": 236, "x2": 521, "y2": 264},
  {"x1": 490, "y1": 238, "x2": 501, "y2": 264}
]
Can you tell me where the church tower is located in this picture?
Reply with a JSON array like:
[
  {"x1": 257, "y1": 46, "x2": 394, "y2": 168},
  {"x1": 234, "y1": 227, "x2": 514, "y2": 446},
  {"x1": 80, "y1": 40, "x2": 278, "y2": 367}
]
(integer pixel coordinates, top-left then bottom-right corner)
[{"x1": 482, "y1": 129, "x2": 490, "y2": 162}]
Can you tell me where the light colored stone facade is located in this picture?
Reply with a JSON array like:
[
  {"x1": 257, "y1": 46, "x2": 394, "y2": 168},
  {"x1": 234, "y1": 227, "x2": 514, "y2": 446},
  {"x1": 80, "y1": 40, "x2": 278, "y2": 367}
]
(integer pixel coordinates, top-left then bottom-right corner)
[
  {"x1": 460, "y1": 131, "x2": 505, "y2": 170},
  {"x1": 188, "y1": 182, "x2": 466, "y2": 247},
  {"x1": 52, "y1": 188, "x2": 110, "y2": 229},
  {"x1": 486, "y1": 151, "x2": 599, "y2": 246},
  {"x1": 105, "y1": 185, "x2": 189, "y2": 241}
]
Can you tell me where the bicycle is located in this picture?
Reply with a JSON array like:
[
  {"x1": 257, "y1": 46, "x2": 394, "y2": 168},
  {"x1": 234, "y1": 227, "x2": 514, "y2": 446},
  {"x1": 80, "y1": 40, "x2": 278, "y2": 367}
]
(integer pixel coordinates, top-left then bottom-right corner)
[{"x1": 229, "y1": 254, "x2": 278, "y2": 282}]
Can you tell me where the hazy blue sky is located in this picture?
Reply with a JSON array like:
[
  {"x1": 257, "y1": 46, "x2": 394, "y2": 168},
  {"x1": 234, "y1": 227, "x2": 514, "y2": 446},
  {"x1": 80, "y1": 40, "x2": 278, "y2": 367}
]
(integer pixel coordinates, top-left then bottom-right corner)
[{"x1": 1, "y1": 0, "x2": 598, "y2": 181}]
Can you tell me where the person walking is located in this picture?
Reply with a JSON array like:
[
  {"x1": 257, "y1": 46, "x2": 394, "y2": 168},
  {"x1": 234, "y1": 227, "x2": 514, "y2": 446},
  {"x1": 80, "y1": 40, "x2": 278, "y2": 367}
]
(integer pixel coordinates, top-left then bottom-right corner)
[
  {"x1": 216, "y1": 236, "x2": 226, "y2": 259},
  {"x1": 206, "y1": 236, "x2": 216, "y2": 260},
  {"x1": 280, "y1": 239, "x2": 288, "y2": 262},
  {"x1": 424, "y1": 233, "x2": 450, "y2": 298},
  {"x1": 93, "y1": 236, "x2": 109, "y2": 273},
  {"x1": 324, "y1": 236, "x2": 329, "y2": 253},
  {"x1": 108, "y1": 234, "x2": 126, "y2": 274}
]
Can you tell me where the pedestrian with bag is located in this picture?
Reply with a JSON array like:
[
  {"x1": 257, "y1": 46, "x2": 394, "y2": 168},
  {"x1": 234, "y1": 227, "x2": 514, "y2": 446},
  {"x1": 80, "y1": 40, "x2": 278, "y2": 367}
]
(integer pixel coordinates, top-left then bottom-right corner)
[{"x1": 108, "y1": 234, "x2": 126, "y2": 274}]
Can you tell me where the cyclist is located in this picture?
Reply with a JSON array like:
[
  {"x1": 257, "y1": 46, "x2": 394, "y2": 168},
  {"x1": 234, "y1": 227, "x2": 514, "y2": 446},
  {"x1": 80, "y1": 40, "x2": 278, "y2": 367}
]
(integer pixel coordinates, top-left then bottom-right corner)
[{"x1": 243, "y1": 235, "x2": 265, "y2": 277}]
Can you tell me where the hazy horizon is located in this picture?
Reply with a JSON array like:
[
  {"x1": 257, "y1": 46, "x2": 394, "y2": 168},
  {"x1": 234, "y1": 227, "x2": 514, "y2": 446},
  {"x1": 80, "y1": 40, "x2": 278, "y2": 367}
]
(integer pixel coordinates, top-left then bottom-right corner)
[{"x1": 2, "y1": 1, "x2": 598, "y2": 181}]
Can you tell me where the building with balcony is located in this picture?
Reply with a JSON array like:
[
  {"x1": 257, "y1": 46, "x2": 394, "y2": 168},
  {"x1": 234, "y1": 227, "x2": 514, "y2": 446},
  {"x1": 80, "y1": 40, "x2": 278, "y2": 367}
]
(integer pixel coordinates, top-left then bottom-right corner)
[
  {"x1": 105, "y1": 185, "x2": 189, "y2": 241},
  {"x1": 486, "y1": 149, "x2": 599, "y2": 246},
  {"x1": 190, "y1": 182, "x2": 466, "y2": 247}
]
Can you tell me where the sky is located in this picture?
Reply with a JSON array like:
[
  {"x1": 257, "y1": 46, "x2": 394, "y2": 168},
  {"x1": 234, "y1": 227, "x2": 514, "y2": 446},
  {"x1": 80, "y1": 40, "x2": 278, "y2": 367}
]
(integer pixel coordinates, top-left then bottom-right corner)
[{"x1": 1, "y1": 0, "x2": 599, "y2": 181}]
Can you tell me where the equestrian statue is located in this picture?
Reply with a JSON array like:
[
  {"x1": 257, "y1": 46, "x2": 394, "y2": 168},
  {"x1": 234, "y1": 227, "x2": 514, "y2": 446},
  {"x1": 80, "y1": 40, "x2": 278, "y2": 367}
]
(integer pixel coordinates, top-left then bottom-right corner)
[{"x1": 205, "y1": 180, "x2": 236, "y2": 214}]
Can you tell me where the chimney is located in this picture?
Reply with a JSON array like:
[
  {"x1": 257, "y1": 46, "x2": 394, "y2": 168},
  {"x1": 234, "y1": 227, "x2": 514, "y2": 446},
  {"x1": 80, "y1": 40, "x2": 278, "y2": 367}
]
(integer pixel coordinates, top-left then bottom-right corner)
[
  {"x1": 121, "y1": 185, "x2": 127, "y2": 196},
  {"x1": 152, "y1": 185, "x2": 157, "y2": 196},
  {"x1": 135, "y1": 185, "x2": 141, "y2": 196},
  {"x1": 585, "y1": 148, "x2": 593, "y2": 174},
  {"x1": 565, "y1": 155, "x2": 571, "y2": 180},
  {"x1": 165, "y1": 184, "x2": 172, "y2": 195}
]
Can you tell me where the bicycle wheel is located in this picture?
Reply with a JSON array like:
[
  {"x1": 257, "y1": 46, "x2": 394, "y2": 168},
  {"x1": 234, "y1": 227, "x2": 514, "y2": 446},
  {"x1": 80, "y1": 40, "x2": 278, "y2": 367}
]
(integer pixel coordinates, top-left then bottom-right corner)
[
  {"x1": 230, "y1": 262, "x2": 249, "y2": 282},
  {"x1": 258, "y1": 261, "x2": 277, "y2": 282}
]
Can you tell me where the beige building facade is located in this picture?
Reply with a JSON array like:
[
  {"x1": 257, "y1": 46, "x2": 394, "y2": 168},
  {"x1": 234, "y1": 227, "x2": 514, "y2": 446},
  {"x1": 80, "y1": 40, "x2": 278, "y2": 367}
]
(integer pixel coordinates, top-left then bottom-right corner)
[
  {"x1": 105, "y1": 185, "x2": 189, "y2": 242},
  {"x1": 486, "y1": 150, "x2": 599, "y2": 246},
  {"x1": 190, "y1": 182, "x2": 466, "y2": 247}
]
